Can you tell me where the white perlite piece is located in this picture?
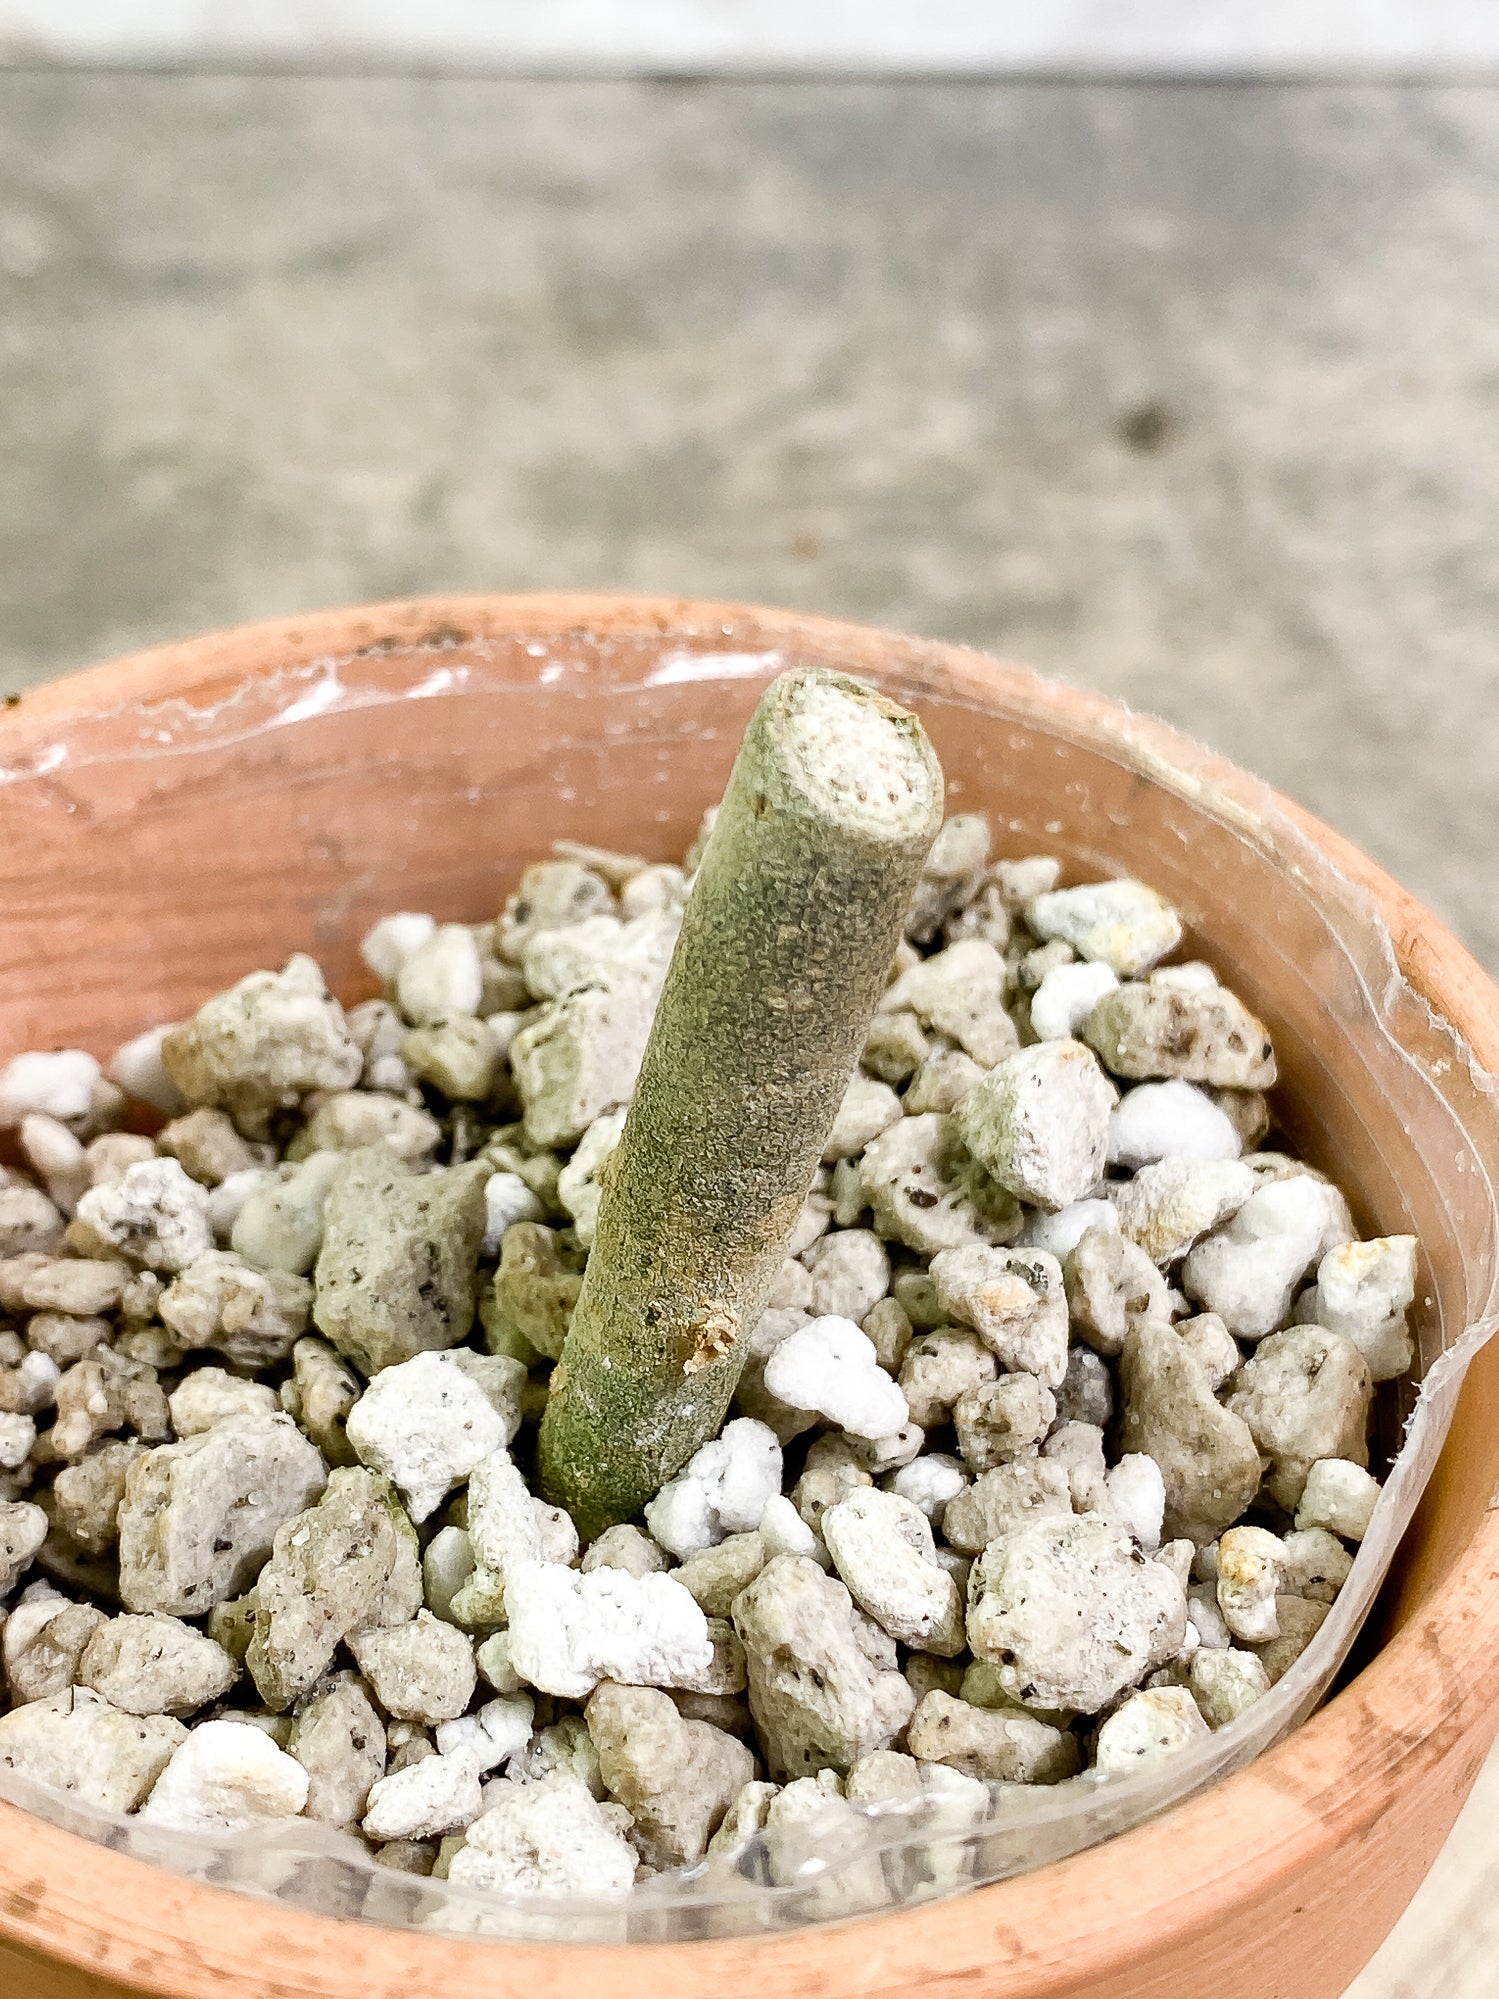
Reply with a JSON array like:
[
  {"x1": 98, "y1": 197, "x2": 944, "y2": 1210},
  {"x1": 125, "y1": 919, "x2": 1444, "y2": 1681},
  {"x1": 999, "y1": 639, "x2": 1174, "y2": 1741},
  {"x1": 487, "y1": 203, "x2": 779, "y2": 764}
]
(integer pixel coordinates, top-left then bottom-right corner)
[
  {"x1": 1114, "y1": 1157, "x2": 1257, "y2": 1265},
  {"x1": 763, "y1": 1317, "x2": 909, "y2": 1440},
  {"x1": 952, "y1": 1374, "x2": 1056, "y2": 1473},
  {"x1": 448, "y1": 1773, "x2": 639, "y2": 1899},
  {"x1": 535, "y1": 1502, "x2": 581, "y2": 1568},
  {"x1": 801, "y1": 1229, "x2": 891, "y2": 1323},
  {"x1": 904, "y1": 1048, "x2": 986, "y2": 1117},
  {"x1": 1029, "y1": 960, "x2": 1119, "y2": 1043},
  {"x1": 18, "y1": 1254, "x2": 130, "y2": 1316},
  {"x1": 449, "y1": 1448, "x2": 546, "y2": 1626},
  {"x1": 0, "y1": 1500, "x2": 47, "y2": 1597},
  {"x1": 1055, "y1": 1342, "x2": 1116, "y2": 1429},
  {"x1": 757, "y1": 1770, "x2": 887, "y2": 1912},
  {"x1": 0, "y1": 1415, "x2": 36, "y2": 1469},
  {"x1": 1017, "y1": 1196, "x2": 1119, "y2": 1260},
  {"x1": 1151, "y1": 962, "x2": 1218, "y2": 991},
  {"x1": 167, "y1": 1367, "x2": 278, "y2": 1437},
  {"x1": 888, "y1": 1453, "x2": 968, "y2": 1526},
  {"x1": 821, "y1": 1488, "x2": 965, "y2": 1656},
  {"x1": 245, "y1": 1468, "x2": 422, "y2": 1710},
  {"x1": 74, "y1": 1159, "x2": 214, "y2": 1275},
  {"x1": 346, "y1": 1351, "x2": 522, "y2": 1523},
  {"x1": 424, "y1": 1524, "x2": 477, "y2": 1622},
  {"x1": 1279, "y1": 1527, "x2": 1354, "y2": 1603},
  {"x1": 587, "y1": 1680, "x2": 754, "y2": 1868},
  {"x1": 897, "y1": 1326, "x2": 997, "y2": 1429},
  {"x1": 1295, "y1": 1235, "x2": 1419, "y2": 1382},
  {"x1": 822, "y1": 1075, "x2": 903, "y2": 1162},
  {"x1": 953, "y1": 1041, "x2": 1116, "y2": 1212},
  {"x1": 758, "y1": 1492, "x2": 830, "y2": 1567},
  {"x1": 706, "y1": 1779, "x2": 779, "y2": 1865},
  {"x1": 139, "y1": 1717, "x2": 310, "y2": 1831},
  {"x1": 1025, "y1": 879, "x2": 1183, "y2": 977},
  {"x1": 514, "y1": 1710, "x2": 606, "y2": 1791},
  {"x1": 522, "y1": 914, "x2": 625, "y2": 999},
  {"x1": 475, "y1": 1632, "x2": 525, "y2": 1697},
  {"x1": 0, "y1": 1180, "x2": 64, "y2": 1257},
  {"x1": 525, "y1": 905, "x2": 678, "y2": 1006},
  {"x1": 905, "y1": 813, "x2": 991, "y2": 943},
  {"x1": 109, "y1": 1026, "x2": 187, "y2": 1117},
  {"x1": 363, "y1": 1747, "x2": 486, "y2": 1842},
  {"x1": 1226, "y1": 1324, "x2": 1372, "y2": 1511},
  {"x1": 504, "y1": 1562, "x2": 713, "y2": 1699},
  {"x1": 394, "y1": 922, "x2": 483, "y2": 1025},
  {"x1": 435, "y1": 1694, "x2": 535, "y2": 1775},
  {"x1": 555, "y1": 1109, "x2": 626, "y2": 1247},
  {"x1": 1296, "y1": 1459, "x2": 1381, "y2": 1542},
  {"x1": 905, "y1": 1691, "x2": 1079, "y2": 1785},
  {"x1": 1189, "y1": 1646, "x2": 1271, "y2": 1727},
  {"x1": 1155, "y1": 1539, "x2": 1195, "y2": 1590},
  {"x1": 21, "y1": 1114, "x2": 89, "y2": 1214},
  {"x1": 1185, "y1": 1586, "x2": 1234, "y2": 1650},
  {"x1": 231, "y1": 1152, "x2": 343, "y2": 1275},
  {"x1": 360, "y1": 912, "x2": 437, "y2": 982},
  {"x1": 158, "y1": 1251, "x2": 312, "y2": 1371},
  {"x1": 644, "y1": 1418, "x2": 784, "y2": 1560},
  {"x1": 1215, "y1": 1527, "x2": 1287, "y2": 1643},
  {"x1": 4, "y1": 1348, "x2": 60, "y2": 1417},
  {"x1": 788, "y1": 1442, "x2": 870, "y2": 1533},
  {"x1": 1108, "y1": 1079, "x2": 1243, "y2": 1170},
  {"x1": 1101, "y1": 1455, "x2": 1167, "y2": 1552},
  {"x1": 1175, "y1": 1312, "x2": 1242, "y2": 1391},
  {"x1": 581, "y1": 1523, "x2": 669, "y2": 1579},
  {"x1": 480, "y1": 1172, "x2": 545, "y2": 1259},
  {"x1": 496, "y1": 859, "x2": 615, "y2": 963},
  {"x1": 1181, "y1": 1176, "x2": 1355, "y2": 1343},
  {"x1": 848, "y1": 1422, "x2": 923, "y2": 1477},
  {"x1": 289, "y1": 1672, "x2": 386, "y2": 1827},
  {"x1": 3, "y1": 1588, "x2": 105, "y2": 1703},
  {"x1": 0, "y1": 1050, "x2": 102, "y2": 1128},
  {"x1": 1093, "y1": 1687, "x2": 1209, "y2": 1773},
  {"x1": 295, "y1": 1090, "x2": 442, "y2": 1164}
]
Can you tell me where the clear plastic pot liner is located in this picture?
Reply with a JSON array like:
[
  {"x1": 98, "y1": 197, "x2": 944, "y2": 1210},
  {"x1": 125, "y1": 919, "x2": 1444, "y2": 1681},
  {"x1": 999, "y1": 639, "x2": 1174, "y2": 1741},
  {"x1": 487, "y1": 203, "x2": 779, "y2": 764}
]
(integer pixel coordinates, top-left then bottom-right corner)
[{"x1": 0, "y1": 631, "x2": 1496, "y2": 1944}]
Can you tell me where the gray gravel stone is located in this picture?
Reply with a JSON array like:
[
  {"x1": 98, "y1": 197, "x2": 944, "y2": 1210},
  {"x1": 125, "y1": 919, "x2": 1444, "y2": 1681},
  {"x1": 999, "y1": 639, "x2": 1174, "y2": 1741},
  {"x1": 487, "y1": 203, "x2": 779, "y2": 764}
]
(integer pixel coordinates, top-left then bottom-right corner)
[
  {"x1": 117, "y1": 1414, "x2": 327, "y2": 1618},
  {"x1": 312, "y1": 1150, "x2": 488, "y2": 1376}
]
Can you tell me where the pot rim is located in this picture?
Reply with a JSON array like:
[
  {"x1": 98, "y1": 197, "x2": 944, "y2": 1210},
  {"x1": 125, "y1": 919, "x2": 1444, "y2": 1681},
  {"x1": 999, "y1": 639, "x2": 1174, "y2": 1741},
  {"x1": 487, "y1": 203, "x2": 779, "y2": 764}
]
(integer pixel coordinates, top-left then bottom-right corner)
[{"x1": 3, "y1": 591, "x2": 1498, "y2": 1999}]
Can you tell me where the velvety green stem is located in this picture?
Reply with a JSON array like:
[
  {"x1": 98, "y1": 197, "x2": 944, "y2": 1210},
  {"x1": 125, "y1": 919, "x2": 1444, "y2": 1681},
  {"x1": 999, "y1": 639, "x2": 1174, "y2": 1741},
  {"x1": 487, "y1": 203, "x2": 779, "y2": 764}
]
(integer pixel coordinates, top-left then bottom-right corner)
[{"x1": 539, "y1": 667, "x2": 944, "y2": 1537}]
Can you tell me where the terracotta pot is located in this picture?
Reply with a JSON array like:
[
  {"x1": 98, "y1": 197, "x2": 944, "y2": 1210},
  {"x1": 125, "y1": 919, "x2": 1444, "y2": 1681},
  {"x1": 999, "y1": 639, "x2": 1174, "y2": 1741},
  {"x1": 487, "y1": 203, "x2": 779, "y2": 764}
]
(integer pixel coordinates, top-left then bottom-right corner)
[{"x1": 1, "y1": 594, "x2": 1497, "y2": 1999}]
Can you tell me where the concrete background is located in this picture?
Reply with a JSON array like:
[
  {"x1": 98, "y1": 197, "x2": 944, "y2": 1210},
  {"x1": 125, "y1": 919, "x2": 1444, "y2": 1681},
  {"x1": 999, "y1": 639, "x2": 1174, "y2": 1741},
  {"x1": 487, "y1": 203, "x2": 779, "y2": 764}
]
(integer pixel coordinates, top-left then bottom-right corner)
[
  {"x1": 1, "y1": 75, "x2": 1497, "y2": 1991},
  {"x1": 4, "y1": 2, "x2": 1498, "y2": 73},
  {"x1": 2, "y1": 76, "x2": 1496, "y2": 974}
]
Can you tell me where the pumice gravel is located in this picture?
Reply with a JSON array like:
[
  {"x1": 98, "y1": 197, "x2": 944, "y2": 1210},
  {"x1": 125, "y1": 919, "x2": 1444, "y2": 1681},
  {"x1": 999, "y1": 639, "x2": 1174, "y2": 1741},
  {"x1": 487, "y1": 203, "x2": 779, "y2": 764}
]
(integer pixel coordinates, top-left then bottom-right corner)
[{"x1": 0, "y1": 672, "x2": 1414, "y2": 1904}]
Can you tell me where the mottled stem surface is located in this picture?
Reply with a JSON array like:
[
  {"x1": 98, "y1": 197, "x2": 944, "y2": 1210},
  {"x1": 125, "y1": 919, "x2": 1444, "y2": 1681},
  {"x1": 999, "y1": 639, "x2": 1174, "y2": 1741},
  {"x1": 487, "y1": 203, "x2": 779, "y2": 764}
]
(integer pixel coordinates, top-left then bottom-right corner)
[{"x1": 539, "y1": 667, "x2": 944, "y2": 1536}]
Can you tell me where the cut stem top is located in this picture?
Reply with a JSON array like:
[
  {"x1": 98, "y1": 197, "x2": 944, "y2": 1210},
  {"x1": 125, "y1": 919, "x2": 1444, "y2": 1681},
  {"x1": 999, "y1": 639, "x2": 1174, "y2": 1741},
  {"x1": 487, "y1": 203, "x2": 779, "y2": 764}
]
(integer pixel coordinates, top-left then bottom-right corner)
[{"x1": 539, "y1": 667, "x2": 944, "y2": 1537}]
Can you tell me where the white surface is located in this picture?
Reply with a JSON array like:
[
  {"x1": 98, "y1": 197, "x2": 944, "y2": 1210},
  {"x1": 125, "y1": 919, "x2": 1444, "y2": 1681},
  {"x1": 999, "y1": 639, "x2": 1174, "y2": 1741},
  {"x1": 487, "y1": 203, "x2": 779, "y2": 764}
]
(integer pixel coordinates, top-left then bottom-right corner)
[{"x1": 1, "y1": 1, "x2": 1496, "y2": 73}]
